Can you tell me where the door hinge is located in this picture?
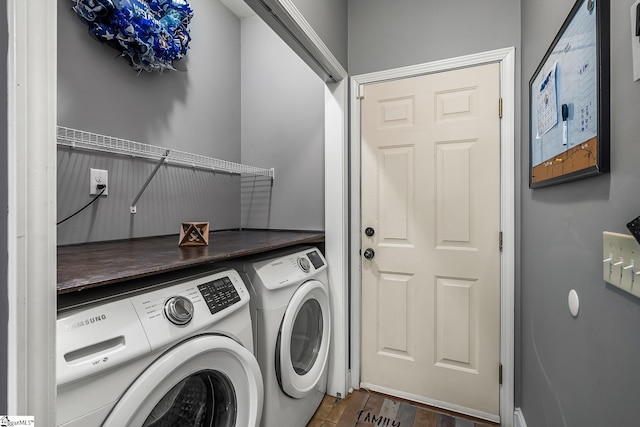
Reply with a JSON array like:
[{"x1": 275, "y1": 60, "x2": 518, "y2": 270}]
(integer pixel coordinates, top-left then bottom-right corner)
[
  {"x1": 499, "y1": 231, "x2": 503, "y2": 252},
  {"x1": 499, "y1": 364, "x2": 503, "y2": 385},
  {"x1": 498, "y1": 98, "x2": 503, "y2": 118},
  {"x1": 357, "y1": 85, "x2": 365, "y2": 100}
]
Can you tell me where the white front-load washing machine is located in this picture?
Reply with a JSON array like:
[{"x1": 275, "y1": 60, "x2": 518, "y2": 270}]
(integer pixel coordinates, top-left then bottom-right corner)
[
  {"x1": 56, "y1": 268, "x2": 263, "y2": 427},
  {"x1": 227, "y1": 246, "x2": 331, "y2": 427}
]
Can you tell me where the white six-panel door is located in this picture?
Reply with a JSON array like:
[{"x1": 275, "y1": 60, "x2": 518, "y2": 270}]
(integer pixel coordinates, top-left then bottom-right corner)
[{"x1": 360, "y1": 62, "x2": 501, "y2": 419}]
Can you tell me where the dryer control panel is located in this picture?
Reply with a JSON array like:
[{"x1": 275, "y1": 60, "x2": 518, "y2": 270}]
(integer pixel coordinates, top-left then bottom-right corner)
[
  {"x1": 306, "y1": 250, "x2": 325, "y2": 269},
  {"x1": 253, "y1": 248, "x2": 328, "y2": 291}
]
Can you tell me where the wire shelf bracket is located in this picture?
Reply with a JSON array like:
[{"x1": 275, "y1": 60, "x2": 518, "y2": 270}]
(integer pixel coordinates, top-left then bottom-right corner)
[
  {"x1": 130, "y1": 149, "x2": 170, "y2": 214},
  {"x1": 57, "y1": 126, "x2": 275, "y2": 214}
]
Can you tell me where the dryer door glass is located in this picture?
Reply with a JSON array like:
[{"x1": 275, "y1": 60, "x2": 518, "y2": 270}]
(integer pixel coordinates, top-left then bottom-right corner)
[
  {"x1": 142, "y1": 370, "x2": 236, "y2": 427},
  {"x1": 277, "y1": 280, "x2": 330, "y2": 399},
  {"x1": 290, "y1": 299, "x2": 323, "y2": 375}
]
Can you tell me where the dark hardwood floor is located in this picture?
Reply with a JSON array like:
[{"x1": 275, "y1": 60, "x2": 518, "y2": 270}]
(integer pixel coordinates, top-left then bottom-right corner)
[{"x1": 307, "y1": 390, "x2": 500, "y2": 427}]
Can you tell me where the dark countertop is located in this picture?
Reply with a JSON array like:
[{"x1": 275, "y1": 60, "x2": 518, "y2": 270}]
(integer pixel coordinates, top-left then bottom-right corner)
[{"x1": 57, "y1": 229, "x2": 325, "y2": 294}]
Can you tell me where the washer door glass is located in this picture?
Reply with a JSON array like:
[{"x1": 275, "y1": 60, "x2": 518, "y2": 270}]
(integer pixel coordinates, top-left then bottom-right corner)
[
  {"x1": 102, "y1": 335, "x2": 263, "y2": 427},
  {"x1": 142, "y1": 370, "x2": 236, "y2": 427},
  {"x1": 290, "y1": 299, "x2": 323, "y2": 376}
]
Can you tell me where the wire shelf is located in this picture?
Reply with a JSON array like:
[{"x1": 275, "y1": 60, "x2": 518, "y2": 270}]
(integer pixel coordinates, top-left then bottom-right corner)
[{"x1": 56, "y1": 126, "x2": 275, "y2": 178}]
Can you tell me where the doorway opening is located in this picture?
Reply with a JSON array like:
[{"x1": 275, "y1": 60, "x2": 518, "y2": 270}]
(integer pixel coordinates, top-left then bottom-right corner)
[{"x1": 350, "y1": 47, "x2": 516, "y2": 425}]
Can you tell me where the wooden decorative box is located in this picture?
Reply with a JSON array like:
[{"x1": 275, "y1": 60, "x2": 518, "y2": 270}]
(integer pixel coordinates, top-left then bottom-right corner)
[{"x1": 178, "y1": 222, "x2": 209, "y2": 247}]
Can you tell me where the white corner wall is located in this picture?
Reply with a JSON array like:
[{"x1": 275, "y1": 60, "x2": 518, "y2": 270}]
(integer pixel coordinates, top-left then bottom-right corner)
[{"x1": 240, "y1": 15, "x2": 325, "y2": 231}]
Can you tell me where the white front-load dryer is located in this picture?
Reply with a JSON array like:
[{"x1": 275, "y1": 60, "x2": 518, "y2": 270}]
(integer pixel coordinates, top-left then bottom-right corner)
[
  {"x1": 56, "y1": 268, "x2": 263, "y2": 427},
  {"x1": 227, "y1": 246, "x2": 331, "y2": 427}
]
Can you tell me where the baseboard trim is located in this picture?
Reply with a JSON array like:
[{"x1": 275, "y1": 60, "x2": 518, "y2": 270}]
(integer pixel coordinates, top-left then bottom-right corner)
[{"x1": 514, "y1": 408, "x2": 527, "y2": 427}]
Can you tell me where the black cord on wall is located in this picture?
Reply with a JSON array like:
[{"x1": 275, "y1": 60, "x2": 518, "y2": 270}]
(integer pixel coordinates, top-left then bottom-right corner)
[{"x1": 57, "y1": 186, "x2": 106, "y2": 226}]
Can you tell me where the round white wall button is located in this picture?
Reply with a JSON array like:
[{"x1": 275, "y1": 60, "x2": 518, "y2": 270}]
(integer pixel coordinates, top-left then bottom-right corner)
[{"x1": 568, "y1": 289, "x2": 579, "y2": 317}]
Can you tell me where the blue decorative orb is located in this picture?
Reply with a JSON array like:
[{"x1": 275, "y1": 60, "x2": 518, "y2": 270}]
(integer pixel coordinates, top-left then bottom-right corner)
[{"x1": 72, "y1": 0, "x2": 193, "y2": 73}]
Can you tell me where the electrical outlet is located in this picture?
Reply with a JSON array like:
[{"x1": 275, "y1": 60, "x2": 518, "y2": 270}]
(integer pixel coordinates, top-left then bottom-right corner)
[{"x1": 90, "y1": 168, "x2": 108, "y2": 196}]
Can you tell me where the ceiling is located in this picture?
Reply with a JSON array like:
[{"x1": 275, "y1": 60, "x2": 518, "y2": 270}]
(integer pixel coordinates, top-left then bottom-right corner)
[{"x1": 219, "y1": 0, "x2": 256, "y2": 19}]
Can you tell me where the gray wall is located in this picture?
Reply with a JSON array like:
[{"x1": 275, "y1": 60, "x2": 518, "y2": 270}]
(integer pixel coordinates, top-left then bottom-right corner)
[
  {"x1": 291, "y1": 0, "x2": 348, "y2": 70},
  {"x1": 348, "y1": 0, "x2": 520, "y2": 75},
  {"x1": 57, "y1": 0, "x2": 243, "y2": 244},
  {"x1": 240, "y1": 15, "x2": 325, "y2": 230},
  {"x1": 1, "y1": 0, "x2": 8, "y2": 414},
  {"x1": 521, "y1": 0, "x2": 640, "y2": 425}
]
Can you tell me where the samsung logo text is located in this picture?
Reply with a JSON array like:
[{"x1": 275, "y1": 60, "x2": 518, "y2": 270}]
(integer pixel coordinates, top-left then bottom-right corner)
[{"x1": 64, "y1": 314, "x2": 107, "y2": 331}]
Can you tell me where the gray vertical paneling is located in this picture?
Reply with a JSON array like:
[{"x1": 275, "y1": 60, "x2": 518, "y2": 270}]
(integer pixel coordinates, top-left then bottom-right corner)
[{"x1": 56, "y1": 150, "x2": 240, "y2": 244}]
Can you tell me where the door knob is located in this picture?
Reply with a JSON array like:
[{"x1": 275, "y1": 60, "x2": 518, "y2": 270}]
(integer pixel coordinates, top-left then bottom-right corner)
[
  {"x1": 363, "y1": 248, "x2": 375, "y2": 260},
  {"x1": 365, "y1": 227, "x2": 375, "y2": 237}
]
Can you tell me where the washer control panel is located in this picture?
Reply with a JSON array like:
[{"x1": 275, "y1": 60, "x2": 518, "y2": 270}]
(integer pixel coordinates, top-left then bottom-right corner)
[
  {"x1": 198, "y1": 276, "x2": 241, "y2": 315},
  {"x1": 130, "y1": 269, "x2": 249, "y2": 350},
  {"x1": 56, "y1": 268, "x2": 250, "y2": 386}
]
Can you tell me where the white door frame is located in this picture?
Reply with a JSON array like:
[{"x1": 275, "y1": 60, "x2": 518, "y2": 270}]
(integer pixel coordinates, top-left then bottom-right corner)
[
  {"x1": 324, "y1": 78, "x2": 350, "y2": 399},
  {"x1": 349, "y1": 47, "x2": 516, "y2": 426},
  {"x1": 6, "y1": 0, "x2": 58, "y2": 419}
]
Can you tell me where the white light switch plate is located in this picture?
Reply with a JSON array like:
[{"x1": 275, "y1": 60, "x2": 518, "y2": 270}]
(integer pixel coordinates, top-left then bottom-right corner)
[{"x1": 603, "y1": 231, "x2": 640, "y2": 297}]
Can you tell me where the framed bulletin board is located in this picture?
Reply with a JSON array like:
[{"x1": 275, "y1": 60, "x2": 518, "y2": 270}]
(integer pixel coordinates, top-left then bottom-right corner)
[{"x1": 529, "y1": 0, "x2": 610, "y2": 188}]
